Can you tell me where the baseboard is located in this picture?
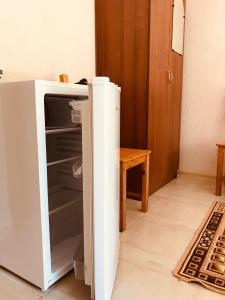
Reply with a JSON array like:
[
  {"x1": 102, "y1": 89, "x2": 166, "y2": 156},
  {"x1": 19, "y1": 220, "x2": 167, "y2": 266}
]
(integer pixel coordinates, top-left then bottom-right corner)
[{"x1": 177, "y1": 171, "x2": 216, "y2": 179}]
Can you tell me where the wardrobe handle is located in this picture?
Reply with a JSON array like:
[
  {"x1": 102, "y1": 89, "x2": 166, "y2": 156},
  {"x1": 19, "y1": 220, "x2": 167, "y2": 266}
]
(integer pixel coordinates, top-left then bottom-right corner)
[
  {"x1": 167, "y1": 70, "x2": 171, "y2": 82},
  {"x1": 167, "y1": 70, "x2": 173, "y2": 82}
]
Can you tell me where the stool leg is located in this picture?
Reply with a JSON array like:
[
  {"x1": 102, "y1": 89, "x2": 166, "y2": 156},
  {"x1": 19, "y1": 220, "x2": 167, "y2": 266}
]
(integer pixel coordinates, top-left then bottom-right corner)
[
  {"x1": 141, "y1": 154, "x2": 150, "y2": 212},
  {"x1": 216, "y1": 146, "x2": 224, "y2": 196},
  {"x1": 120, "y1": 164, "x2": 127, "y2": 231}
]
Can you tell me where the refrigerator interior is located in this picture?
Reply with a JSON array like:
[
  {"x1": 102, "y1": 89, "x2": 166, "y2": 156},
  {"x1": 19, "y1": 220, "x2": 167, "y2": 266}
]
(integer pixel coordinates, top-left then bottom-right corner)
[{"x1": 45, "y1": 94, "x2": 85, "y2": 277}]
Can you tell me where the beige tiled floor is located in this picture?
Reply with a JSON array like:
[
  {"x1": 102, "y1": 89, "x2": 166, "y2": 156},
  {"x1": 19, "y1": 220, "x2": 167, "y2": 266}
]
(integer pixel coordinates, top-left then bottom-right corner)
[{"x1": 1, "y1": 174, "x2": 225, "y2": 300}]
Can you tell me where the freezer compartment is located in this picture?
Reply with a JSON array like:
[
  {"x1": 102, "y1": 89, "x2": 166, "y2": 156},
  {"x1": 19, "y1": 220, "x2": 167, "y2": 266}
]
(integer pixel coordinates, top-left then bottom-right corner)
[
  {"x1": 46, "y1": 129, "x2": 82, "y2": 165},
  {"x1": 44, "y1": 95, "x2": 86, "y2": 129}
]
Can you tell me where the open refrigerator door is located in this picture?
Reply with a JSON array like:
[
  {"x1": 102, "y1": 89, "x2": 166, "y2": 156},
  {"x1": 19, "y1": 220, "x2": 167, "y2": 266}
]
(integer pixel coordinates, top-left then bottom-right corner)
[{"x1": 91, "y1": 77, "x2": 121, "y2": 300}]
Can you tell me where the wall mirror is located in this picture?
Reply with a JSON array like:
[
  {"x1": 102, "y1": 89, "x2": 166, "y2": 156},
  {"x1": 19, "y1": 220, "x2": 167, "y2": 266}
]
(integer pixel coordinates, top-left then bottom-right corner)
[{"x1": 172, "y1": 0, "x2": 185, "y2": 55}]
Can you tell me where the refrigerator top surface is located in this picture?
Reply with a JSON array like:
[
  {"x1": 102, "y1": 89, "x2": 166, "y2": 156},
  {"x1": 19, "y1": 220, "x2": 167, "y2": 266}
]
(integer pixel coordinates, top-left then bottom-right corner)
[
  {"x1": 92, "y1": 77, "x2": 121, "y2": 90},
  {"x1": 0, "y1": 77, "x2": 121, "y2": 91}
]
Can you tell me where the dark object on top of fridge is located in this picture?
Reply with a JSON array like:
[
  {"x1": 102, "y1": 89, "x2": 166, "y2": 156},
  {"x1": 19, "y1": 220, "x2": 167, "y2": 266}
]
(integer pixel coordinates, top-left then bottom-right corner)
[{"x1": 75, "y1": 78, "x2": 88, "y2": 85}]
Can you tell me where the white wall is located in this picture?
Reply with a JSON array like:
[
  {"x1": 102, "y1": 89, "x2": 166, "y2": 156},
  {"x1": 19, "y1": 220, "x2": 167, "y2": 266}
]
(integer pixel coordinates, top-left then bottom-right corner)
[
  {"x1": 180, "y1": 0, "x2": 225, "y2": 176},
  {"x1": 0, "y1": 0, "x2": 95, "y2": 82}
]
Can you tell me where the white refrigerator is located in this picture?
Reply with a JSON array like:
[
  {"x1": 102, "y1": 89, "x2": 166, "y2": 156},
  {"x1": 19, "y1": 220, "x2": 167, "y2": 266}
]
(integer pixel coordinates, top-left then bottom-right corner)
[{"x1": 0, "y1": 77, "x2": 120, "y2": 300}]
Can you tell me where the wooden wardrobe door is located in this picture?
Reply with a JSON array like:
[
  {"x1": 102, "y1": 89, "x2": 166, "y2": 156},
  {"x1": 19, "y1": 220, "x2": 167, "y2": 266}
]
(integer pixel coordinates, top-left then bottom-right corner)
[
  {"x1": 166, "y1": 52, "x2": 183, "y2": 180},
  {"x1": 122, "y1": 0, "x2": 149, "y2": 194},
  {"x1": 148, "y1": 0, "x2": 173, "y2": 193},
  {"x1": 166, "y1": 0, "x2": 185, "y2": 181},
  {"x1": 95, "y1": 0, "x2": 123, "y2": 83},
  {"x1": 95, "y1": 0, "x2": 149, "y2": 195},
  {"x1": 95, "y1": 0, "x2": 149, "y2": 149},
  {"x1": 121, "y1": 0, "x2": 149, "y2": 149}
]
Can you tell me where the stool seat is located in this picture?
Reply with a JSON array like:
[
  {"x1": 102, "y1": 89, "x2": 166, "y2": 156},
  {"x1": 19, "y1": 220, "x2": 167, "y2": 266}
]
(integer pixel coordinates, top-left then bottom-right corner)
[
  {"x1": 120, "y1": 148, "x2": 151, "y2": 232},
  {"x1": 215, "y1": 143, "x2": 225, "y2": 196},
  {"x1": 120, "y1": 148, "x2": 150, "y2": 162}
]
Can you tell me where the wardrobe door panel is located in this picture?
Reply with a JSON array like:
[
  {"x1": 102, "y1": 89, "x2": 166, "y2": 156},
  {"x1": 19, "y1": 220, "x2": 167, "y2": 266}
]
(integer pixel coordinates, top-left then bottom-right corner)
[
  {"x1": 95, "y1": 0, "x2": 123, "y2": 82},
  {"x1": 96, "y1": 0, "x2": 149, "y2": 149},
  {"x1": 148, "y1": 0, "x2": 172, "y2": 193},
  {"x1": 167, "y1": 51, "x2": 183, "y2": 179},
  {"x1": 121, "y1": 0, "x2": 149, "y2": 148},
  {"x1": 123, "y1": 0, "x2": 149, "y2": 194},
  {"x1": 166, "y1": 0, "x2": 185, "y2": 180},
  {"x1": 95, "y1": 0, "x2": 149, "y2": 195}
]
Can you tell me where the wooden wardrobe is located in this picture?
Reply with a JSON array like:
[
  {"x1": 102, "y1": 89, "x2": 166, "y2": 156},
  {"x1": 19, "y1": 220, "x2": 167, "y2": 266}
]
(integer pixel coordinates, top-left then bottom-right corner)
[{"x1": 95, "y1": 0, "x2": 185, "y2": 195}]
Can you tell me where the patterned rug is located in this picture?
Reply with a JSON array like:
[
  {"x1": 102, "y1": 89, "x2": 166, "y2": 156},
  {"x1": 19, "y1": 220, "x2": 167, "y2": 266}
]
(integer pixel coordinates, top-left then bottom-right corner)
[{"x1": 173, "y1": 201, "x2": 225, "y2": 295}]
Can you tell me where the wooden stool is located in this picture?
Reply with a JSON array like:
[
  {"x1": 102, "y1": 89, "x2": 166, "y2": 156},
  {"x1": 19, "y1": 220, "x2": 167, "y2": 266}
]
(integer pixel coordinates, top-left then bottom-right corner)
[
  {"x1": 120, "y1": 148, "x2": 151, "y2": 232},
  {"x1": 215, "y1": 142, "x2": 225, "y2": 196}
]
